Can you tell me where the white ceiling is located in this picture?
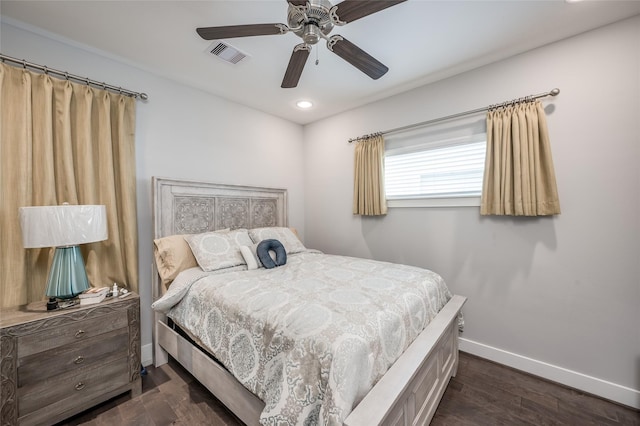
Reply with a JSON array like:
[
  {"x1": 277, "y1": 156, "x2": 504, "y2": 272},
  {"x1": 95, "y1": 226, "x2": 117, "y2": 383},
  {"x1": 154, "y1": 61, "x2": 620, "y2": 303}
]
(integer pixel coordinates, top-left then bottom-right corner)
[{"x1": 2, "y1": 1, "x2": 639, "y2": 124}]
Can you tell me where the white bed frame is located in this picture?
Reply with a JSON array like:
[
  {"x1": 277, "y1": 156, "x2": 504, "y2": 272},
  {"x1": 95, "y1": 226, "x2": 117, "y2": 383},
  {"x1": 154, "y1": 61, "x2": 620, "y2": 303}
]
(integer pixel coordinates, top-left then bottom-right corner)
[{"x1": 152, "y1": 177, "x2": 466, "y2": 426}]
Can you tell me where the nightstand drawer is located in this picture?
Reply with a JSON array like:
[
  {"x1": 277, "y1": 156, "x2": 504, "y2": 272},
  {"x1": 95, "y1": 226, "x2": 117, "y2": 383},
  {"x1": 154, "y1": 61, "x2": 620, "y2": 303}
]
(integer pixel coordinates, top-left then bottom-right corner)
[
  {"x1": 17, "y1": 356, "x2": 130, "y2": 419},
  {"x1": 17, "y1": 327, "x2": 129, "y2": 387},
  {"x1": 17, "y1": 310, "x2": 127, "y2": 358}
]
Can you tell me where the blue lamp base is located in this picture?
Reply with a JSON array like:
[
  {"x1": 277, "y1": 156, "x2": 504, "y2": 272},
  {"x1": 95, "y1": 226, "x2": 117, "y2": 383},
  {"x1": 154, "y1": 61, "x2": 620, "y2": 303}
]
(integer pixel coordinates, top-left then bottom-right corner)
[{"x1": 45, "y1": 246, "x2": 91, "y2": 299}]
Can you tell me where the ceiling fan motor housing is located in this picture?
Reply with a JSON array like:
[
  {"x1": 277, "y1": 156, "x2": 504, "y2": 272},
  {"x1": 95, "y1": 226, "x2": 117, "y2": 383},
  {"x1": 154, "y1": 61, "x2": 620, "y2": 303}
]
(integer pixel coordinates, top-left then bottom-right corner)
[{"x1": 288, "y1": 0, "x2": 334, "y2": 45}]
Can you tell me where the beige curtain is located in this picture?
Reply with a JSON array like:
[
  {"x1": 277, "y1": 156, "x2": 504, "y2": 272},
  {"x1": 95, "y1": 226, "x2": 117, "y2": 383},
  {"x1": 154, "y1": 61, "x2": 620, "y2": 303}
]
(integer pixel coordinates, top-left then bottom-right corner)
[
  {"x1": 0, "y1": 62, "x2": 138, "y2": 307},
  {"x1": 481, "y1": 100, "x2": 560, "y2": 216},
  {"x1": 353, "y1": 134, "x2": 387, "y2": 216}
]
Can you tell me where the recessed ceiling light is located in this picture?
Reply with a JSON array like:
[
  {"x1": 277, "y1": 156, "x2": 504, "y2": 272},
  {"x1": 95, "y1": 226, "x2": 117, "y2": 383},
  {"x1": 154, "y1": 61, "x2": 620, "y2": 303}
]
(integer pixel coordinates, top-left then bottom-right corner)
[{"x1": 296, "y1": 100, "x2": 313, "y2": 109}]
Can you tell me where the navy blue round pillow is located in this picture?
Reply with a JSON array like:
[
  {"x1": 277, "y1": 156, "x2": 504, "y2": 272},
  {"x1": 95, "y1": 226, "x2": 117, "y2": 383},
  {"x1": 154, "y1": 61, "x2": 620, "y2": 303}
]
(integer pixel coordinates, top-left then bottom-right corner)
[{"x1": 257, "y1": 239, "x2": 287, "y2": 269}]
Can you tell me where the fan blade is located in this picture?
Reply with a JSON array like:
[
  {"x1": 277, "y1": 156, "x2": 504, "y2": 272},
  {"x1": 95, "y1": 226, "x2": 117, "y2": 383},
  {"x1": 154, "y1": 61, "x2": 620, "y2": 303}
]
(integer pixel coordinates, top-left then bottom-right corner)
[
  {"x1": 287, "y1": 0, "x2": 308, "y2": 6},
  {"x1": 327, "y1": 36, "x2": 388, "y2": 79},
  {"x1": 196, "y1": 24, "x2": 286, "y2": 40},
  {"x1": 282, "y1": 44, "x2": 311, "y2": 88},
  {"x1": 331, "y1": 0, "x2": 406, "y2": 24}
]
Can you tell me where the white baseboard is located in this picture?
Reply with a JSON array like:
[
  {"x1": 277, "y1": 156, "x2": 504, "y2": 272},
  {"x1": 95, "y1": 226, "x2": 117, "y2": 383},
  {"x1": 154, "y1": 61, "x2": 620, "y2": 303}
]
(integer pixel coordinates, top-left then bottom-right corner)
[
  {"x1": 141, "y1": 343, "x2": 154, "y2": 367},
  {"x1": 459, "y1": 338, "x2": 640, "y2": 410}
]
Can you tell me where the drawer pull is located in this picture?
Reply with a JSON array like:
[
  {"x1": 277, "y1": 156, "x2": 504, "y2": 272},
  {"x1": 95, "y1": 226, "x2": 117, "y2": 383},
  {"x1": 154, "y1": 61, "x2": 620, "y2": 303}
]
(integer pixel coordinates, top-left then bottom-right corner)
[
  {"x1": 73, "y1": 356, "x2": 85, "y2": 364},
  {"x1": 75, "y1": 382, "x2": 85, "y2": 391},
  {"x1": 75, "y1": 330, "x2": 85, "y2": 338}
]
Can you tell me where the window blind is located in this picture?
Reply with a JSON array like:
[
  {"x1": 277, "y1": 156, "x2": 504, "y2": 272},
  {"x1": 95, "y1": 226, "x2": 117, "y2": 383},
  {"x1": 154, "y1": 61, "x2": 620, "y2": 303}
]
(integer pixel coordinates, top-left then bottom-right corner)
[{"x1": 385, "y1": 141, "x2": 486, "y2": 199}]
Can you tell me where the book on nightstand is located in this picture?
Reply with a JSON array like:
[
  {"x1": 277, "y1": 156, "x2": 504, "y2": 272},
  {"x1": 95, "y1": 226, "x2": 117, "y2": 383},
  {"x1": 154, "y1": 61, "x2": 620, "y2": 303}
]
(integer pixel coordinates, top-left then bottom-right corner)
[{"x1": 79, "y1": 287, "x2": 109, "y2": 305}]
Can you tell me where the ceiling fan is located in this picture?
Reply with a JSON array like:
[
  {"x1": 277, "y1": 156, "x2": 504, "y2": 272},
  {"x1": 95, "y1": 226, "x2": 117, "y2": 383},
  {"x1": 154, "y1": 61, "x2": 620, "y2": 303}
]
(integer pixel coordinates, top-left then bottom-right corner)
[{"x1": 196, "y1": 0, "x2": 407, "y2": 88}]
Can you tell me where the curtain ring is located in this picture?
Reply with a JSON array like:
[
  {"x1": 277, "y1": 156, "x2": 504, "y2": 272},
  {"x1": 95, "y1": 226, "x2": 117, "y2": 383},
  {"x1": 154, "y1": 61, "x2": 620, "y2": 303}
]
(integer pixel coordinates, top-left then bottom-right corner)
[
  {"x1": 85, "y1": 77, "x2": 90, "y2": 86},
  {"x1": 102, "y1": 82, "x2": 107, "y2": 90},
  {"x1": 64, "y1": 72, "x2": 69, "y2": 80},
  {"x1": 118, "y1": 87, "x2": 123, "y2": 94},
  {"x1": 43, "y1": 66, "x2": 48, "y2": 75},
  {"x1": 22, "y1": 59, "x2": 27, "y2": 69}
]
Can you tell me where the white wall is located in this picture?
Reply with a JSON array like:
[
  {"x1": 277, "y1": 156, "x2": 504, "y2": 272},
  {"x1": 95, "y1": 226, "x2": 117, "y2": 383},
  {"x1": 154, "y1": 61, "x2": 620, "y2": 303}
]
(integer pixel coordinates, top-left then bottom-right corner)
[
  {"x1": 1, "y1": 21, "x2": 306, "y2": 365},
  {"x1": 303, "y1": 16, "x2": 640, "y2": 407}
]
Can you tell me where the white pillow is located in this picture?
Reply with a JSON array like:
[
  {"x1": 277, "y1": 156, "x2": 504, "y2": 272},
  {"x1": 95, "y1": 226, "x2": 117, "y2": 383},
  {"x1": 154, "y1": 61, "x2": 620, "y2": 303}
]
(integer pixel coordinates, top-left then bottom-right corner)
[
  {"x1": 153, "y1": 228, "x2": 230, "y2": 289},
  {"x1": 185, "y1": 229, "x2": 253, "y2": 271},
  {"x1": 240, "y1": 243, "x2": 281, "y2": 270},
  {"x1": 240, "y1": 245, "x2": 261, "y2": 270},
  {"x1": 248, "y1": 227, "x2": 306, "y2": 254}
]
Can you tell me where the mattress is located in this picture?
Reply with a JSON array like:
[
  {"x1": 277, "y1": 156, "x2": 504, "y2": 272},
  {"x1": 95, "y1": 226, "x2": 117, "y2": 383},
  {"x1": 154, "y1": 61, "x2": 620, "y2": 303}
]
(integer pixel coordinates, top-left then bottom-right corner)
[{"x1": 152, "y1": 251, "x2": 454, "y2": 425}]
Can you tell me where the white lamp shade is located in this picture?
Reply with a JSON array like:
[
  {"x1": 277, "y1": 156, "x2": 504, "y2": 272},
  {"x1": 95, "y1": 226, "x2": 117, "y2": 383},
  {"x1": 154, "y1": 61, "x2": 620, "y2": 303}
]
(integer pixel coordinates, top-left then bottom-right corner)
[{"x1": 19, "y1": 205, "x2": 108, "y2": 248}]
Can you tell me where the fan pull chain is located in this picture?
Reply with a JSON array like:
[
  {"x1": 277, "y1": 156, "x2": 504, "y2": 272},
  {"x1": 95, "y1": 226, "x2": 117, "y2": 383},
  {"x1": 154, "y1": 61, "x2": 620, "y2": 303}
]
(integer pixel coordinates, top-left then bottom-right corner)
[{"x1": 315, "y1": 48, "x2": 319, "y2": 66}]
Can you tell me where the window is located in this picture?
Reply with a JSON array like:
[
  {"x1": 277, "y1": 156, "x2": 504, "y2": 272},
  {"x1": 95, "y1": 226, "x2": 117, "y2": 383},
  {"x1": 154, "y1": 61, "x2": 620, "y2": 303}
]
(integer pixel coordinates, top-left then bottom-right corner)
[{"x1": 384, "y1": 128, "x2": 486, "y2": 207}]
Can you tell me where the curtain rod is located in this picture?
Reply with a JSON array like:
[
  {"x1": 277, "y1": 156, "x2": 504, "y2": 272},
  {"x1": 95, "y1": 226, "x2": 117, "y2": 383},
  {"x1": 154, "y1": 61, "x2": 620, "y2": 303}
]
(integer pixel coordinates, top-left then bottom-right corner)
[
  {"x1": 348, "y1": 88, "x2": 560, "y2": 143},
  {"x1": 0, "y1": 53, "x2": 148, "y2": 100}
]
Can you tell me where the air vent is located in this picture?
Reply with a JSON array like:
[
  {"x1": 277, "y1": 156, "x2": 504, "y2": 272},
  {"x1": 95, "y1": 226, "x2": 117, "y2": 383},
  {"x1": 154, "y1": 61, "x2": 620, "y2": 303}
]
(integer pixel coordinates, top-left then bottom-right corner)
[{"x1": 207, "y1": 41, "x2": 248, "y2": 64}]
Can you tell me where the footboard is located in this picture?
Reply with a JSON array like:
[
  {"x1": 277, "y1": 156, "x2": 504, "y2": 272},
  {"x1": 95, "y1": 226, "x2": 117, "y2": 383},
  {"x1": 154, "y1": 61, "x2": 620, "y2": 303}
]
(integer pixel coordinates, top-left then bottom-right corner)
[{"x1": 344, "y1": 295, "x2": 466, "y2": 426}]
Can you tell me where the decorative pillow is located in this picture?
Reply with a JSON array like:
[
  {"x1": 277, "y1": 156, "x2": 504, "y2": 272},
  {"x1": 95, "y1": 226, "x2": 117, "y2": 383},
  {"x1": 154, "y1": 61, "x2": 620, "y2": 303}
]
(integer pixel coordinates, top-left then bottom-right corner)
[
  {"x1": 241, "y1": 243, "x2": 284, "y2": 270},
  {"x1": 153, "y1": 229, "x2": 230, "y2": 288},
  {"x1": 248, "y1": 227, "x2": 306, "y2": 254},
  {"x1": 257, "y1": 239, "x2": 287, "y2": 269},
  {"x1": 240, "y1": 245, "x2": 261, "y2": 270},
  {"x1": 185, "y1": 228, "x2": 253, "y2": 272},
  {"x1": 153, "y1": 234, "x2": 198, "y2": 288}
]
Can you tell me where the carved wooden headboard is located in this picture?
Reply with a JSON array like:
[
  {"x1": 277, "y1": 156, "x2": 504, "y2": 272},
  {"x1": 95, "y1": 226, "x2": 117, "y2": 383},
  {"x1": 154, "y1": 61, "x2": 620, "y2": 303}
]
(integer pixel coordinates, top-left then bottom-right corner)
[{"x1": 151, "y1": 177, "x2": 288, "y2": 300}]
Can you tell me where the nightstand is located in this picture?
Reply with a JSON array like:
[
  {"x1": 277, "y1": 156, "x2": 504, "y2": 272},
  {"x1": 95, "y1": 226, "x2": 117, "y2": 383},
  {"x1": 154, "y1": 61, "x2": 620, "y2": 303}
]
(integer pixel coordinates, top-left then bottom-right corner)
[{"x1": 0, "y1": 293, "x2": 141, "y2": 426}]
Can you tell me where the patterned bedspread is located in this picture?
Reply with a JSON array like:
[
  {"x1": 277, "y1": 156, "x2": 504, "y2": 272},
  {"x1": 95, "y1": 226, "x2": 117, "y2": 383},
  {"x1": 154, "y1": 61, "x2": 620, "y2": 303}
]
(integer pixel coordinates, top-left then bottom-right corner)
[{"x1": 152, "y1": 251, "x2": 453, "y2": 425}]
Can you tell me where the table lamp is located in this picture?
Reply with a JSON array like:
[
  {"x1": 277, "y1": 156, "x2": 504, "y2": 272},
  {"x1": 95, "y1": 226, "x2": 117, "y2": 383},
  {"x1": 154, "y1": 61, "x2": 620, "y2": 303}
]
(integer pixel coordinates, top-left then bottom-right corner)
[{"x1": 19, "y1": 204, "x2": 108, "y2": 308}]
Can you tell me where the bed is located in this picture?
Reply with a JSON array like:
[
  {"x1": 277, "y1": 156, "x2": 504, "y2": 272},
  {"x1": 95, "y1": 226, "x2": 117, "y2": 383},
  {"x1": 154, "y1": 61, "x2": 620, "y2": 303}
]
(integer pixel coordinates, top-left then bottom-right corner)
[{"x1": 151, "y1": 177, "x2": 466, "y2": 426}]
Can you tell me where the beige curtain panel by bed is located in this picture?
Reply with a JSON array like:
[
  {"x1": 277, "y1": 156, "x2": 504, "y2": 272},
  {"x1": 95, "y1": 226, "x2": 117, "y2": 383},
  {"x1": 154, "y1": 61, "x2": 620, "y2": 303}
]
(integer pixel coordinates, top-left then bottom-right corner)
[
  {"x1": 0, "y1": 62, "x2": 139, "y2": 307},
  {"x1": 480, "y1": 100, "x2": 561, "y2": 216},
  {"x1": 353, "y1": 134, "x2": 388, "y2": 216}
]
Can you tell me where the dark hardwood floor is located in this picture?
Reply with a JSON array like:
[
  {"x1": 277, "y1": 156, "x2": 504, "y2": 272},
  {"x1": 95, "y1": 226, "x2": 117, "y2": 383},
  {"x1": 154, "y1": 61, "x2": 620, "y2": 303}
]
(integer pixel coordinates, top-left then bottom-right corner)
[{"x1": 58, "y1": 352, "x2": 639, "y2": 426}]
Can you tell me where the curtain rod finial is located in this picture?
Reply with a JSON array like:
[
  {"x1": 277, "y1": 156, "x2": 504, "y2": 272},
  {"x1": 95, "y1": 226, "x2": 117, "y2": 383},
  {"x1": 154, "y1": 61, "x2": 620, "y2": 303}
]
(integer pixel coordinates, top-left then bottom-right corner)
[
  {"x1": 550, "y1": 88, "x2": 560, "y2": 96},
  {"x1": 139, "y1": 93, "x2": 149, "y2": 101}
]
